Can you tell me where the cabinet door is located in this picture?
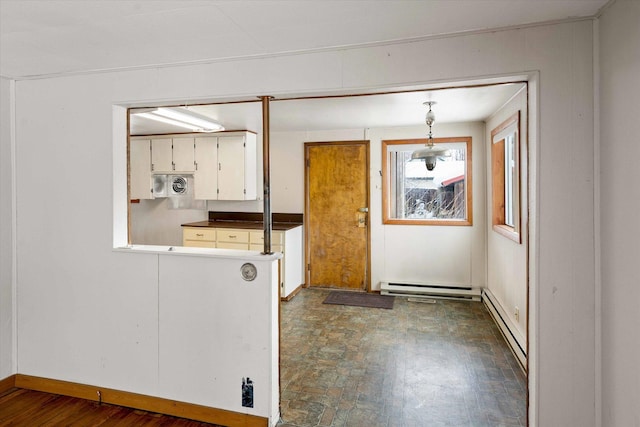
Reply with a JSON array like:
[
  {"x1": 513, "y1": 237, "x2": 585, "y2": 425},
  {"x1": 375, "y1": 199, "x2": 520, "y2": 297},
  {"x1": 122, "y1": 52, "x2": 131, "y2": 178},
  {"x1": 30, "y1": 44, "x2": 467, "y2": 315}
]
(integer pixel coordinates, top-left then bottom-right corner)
[
  {"x1": 217, "y1": 136, "x2": 246, "y2": 200},
  {"x1": 151, "y1": 138, "x2": 173, "y2": 172},
  {"x1": 172, "y1": 137, "x2": 195, "y2": 172},
  {"x1": 194, "y1": 137, "x2": 218, "y2": 200},
  {"x1": 130, "y1": 138, "x2": 153, "y2": 199}
]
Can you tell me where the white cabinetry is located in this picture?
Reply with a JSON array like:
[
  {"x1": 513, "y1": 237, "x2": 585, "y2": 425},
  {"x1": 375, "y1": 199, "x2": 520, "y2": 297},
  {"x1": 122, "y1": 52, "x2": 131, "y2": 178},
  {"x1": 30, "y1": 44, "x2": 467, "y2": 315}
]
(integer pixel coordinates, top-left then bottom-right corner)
[
  {"x1": 131, "y1": 131, "x2": 257, "y2": 201},
  {"x1": 151, "y1": 138, "x2": 173, "y2": 172},
  {"x1": 218, "y1": 136, "x2": 249, "y2": 200},
  {"x1": 194, "y1": 132, "x2": 257, "y2": 201},
  {"x1": 172, "y1": 137, "x2": 195, "y2": 172},
  {"x1": 130, "y1": 138, "x2": 153, "y2": 199},
  {"x1": 193, "y1": 137, "x2": 218, "y2": 200},
  {"x1": 151, "y1": 137, "x2": 195, "y2": 173}
]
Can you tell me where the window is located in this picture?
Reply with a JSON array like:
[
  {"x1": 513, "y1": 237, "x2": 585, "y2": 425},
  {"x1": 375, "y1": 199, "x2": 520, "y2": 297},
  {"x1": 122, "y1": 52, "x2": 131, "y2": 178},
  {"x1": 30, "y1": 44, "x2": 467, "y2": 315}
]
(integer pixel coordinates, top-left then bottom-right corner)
[
  {"x1": 491, "y1": 111, "x2": 521, "y2": 242},
  {"x1": 382, "y1": 137, "x2": 472, "y2": 226}
]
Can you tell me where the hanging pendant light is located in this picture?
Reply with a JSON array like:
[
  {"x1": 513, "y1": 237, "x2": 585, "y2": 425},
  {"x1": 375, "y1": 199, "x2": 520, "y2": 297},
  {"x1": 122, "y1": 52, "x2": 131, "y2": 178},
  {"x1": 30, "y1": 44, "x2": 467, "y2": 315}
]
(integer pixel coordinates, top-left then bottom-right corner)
[{"x1": 411, "y1": 101, "x2": 450, "y2": 171}]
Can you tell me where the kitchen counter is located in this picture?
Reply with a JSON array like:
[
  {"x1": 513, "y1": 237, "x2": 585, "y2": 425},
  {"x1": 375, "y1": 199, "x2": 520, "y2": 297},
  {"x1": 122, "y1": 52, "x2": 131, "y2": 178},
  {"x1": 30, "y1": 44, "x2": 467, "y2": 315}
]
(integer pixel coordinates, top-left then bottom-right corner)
[
  {"x1": 181, "y1": 220, "x2": 301, "y2": 231},
  {"x1": 181, "y1": 211, "x2": 303, "y2": 231}
]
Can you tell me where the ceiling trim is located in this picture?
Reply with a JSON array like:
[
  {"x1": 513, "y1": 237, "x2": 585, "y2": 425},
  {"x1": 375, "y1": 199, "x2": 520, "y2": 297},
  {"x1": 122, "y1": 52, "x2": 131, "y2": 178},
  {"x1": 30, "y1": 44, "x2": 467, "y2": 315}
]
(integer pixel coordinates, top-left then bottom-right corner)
[{"x1": 2, "y1": 14, "x2": 597, "y2": 82}]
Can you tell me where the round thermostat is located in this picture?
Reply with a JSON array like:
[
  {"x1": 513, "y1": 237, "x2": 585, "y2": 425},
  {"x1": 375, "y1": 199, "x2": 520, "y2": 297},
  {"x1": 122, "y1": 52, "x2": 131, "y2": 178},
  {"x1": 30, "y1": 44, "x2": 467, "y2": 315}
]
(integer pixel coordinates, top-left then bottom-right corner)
[{"x1": 241, "y1": 263, "x2": 257, "y2": 281}]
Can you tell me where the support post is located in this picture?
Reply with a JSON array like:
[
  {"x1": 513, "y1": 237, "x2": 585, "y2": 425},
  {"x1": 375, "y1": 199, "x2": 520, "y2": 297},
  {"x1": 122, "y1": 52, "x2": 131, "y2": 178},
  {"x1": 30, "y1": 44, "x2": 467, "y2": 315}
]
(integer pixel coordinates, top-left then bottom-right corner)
[{"x1": 261, "y1": 96, "x2": 273, "y2": 254}]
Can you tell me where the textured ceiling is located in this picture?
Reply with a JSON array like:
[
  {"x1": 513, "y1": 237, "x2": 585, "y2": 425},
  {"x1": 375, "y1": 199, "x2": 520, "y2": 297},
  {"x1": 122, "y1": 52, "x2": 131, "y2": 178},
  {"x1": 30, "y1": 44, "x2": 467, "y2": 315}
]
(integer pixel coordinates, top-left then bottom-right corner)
[
  {"x1": 1, "y1": 0, "x2": 608, "y2": 79},
  {"x1": 2, "y1": 0, "x2": 605, "y2": 133}
]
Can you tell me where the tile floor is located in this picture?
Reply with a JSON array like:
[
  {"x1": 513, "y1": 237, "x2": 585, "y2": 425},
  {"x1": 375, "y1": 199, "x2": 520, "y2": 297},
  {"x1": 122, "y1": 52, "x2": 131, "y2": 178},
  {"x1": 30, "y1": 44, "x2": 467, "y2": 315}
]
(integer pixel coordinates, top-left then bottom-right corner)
[{"x1": 278, "y1": 288, "x2": 527, "y2": 427}]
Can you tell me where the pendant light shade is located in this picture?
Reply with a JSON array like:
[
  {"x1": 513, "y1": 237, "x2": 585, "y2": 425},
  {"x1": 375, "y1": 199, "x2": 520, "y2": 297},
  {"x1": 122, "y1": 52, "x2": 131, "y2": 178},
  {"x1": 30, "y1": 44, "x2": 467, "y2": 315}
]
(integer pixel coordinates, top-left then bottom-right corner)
[
  {"x1": 411, "y1": 145, "x2": 451, "y2": 171},
  {"x1": 411, "y1": 101, "x2": 449, "y2": 171}
]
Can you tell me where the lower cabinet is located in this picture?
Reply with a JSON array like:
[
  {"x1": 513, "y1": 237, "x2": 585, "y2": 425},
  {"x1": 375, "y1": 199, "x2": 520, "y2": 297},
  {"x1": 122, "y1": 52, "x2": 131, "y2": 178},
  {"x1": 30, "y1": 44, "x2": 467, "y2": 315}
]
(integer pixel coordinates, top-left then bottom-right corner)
[
  {"x1": 182, "y1": 225, "x2": 303, "y2": 299},
  {"x1": 217, "y1": 229, "x2": 250, "y2": 250},
  {"x1": 182, "y1": 227, "x2": 215, "y2": 248}
]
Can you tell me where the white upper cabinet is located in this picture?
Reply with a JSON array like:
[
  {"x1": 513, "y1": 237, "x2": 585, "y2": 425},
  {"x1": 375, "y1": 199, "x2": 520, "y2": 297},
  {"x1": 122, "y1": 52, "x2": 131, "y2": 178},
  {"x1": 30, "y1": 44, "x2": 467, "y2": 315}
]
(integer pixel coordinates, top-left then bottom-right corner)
[
  {"x1": 172, "y1": 137, "x2": 195, "y2": 172},
  {"x1": 151, "y1": 138, "x2": 173, "y2": 172},
  {"x1": 194, "y1": 132, "x2": 257, "y2": 201},
  {"x1": 194, "y1": 136, "x2": 218, "y2": 200},
  {"x1": 218, "y1": 136, "x2": 247, "y2": 200},
  {"x1": 130, "y1": 138, "x2": 153, "y2": 199},
  {"x1": 151, "y1": 137, "x2": 195, "y2": 172},
  {"x1": 131, "y1": 132, "x2": 258, "y2": 201}
]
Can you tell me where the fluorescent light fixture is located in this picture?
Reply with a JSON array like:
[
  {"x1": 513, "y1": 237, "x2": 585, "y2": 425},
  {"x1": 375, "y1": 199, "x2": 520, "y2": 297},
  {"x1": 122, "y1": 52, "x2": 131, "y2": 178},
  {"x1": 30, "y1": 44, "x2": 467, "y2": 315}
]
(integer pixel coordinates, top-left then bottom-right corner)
[{"x1": 135, "y1": 107, "x2": 224, "y2": 132}]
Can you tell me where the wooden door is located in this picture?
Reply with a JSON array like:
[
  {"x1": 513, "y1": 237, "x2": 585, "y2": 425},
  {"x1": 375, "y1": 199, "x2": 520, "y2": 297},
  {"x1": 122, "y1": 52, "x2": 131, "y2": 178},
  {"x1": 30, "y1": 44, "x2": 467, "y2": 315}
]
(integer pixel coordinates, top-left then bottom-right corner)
[{"x1": 305, "y1": 141, "x2": 369, "y2": 290}]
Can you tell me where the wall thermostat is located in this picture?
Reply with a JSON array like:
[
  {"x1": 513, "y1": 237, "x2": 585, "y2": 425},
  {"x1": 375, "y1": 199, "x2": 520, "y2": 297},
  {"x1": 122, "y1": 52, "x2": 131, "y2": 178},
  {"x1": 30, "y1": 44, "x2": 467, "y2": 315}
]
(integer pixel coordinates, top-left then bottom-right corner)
[{"x1": 241, "y1": 263, "x2": 257, "y2": 281}]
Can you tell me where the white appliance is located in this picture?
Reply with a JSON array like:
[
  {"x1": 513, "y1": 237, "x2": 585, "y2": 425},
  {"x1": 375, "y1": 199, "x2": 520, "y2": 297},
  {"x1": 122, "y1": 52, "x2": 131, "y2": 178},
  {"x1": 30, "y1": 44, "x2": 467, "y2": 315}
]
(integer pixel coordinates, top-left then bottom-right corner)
[
  {"x1": 169, "y1": 175, "x2": 189, "y2": 196},
  {"x1": 167, "y1": 175, "x2": 204, "y2": 209},
  {"x1": 153, "y1": 174, "x2": 168, "y2": 198}
]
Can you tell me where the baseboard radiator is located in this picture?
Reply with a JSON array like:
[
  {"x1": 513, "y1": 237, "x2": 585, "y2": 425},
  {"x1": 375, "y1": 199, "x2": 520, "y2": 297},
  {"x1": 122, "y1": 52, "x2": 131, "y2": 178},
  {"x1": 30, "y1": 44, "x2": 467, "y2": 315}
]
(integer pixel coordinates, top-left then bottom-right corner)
[
  {"x1": 482, "y1": 288, "x2": 527, "y2": 372},
  {"x1": 380, "y1": 281, "x2": 481, "y2": 301}
]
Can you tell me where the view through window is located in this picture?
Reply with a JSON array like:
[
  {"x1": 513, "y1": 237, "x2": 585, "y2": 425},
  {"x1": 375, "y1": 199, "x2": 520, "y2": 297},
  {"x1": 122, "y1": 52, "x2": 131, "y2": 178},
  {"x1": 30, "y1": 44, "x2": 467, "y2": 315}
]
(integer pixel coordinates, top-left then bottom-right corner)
[{"x1": 382, "y1": 137, "x2": 472, "y2": 226}]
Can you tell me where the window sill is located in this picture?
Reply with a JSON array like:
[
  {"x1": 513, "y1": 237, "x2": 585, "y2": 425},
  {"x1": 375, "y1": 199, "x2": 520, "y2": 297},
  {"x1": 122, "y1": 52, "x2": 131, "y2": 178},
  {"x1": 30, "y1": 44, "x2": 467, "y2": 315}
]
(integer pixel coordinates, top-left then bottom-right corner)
[
  {"x1": 384, "y1": 218, "x2": 472, "y2": 226},
  {"x1": 493, "y1": 224, "x2": 521, "y2": 243}
]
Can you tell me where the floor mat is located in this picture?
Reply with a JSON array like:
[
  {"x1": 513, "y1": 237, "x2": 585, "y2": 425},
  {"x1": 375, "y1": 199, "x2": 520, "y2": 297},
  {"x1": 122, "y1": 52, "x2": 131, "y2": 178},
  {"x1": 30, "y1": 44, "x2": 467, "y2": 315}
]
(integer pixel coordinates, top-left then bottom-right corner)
[{"x1": 322, "y1": 291, "x2": 395, "y2": 309}]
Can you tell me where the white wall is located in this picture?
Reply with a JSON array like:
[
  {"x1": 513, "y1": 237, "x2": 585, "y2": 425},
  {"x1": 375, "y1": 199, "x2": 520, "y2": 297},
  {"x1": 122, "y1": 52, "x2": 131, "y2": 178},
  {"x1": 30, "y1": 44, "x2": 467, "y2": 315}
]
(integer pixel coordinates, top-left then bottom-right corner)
[
  {"x1": 13, "y1": 19, "x2": 596, "y2": 426},
  {"x1": 271, "y1": 121, "x2": 485, "y2": 291},
  {"x1": 0, "y1": 77, "x2": 14, "y2": 379},
  {"x1": 130, "y1": 199, "x2": 207, "y2": 246},
  {"x1": 485, "y1": 88, "x2": 528, "y2": 347},
  {"x1": 599, "y1": 1, "x2": 640, "y2": 426},
  {"x1": 370, "y1": 123, "x2": 486, "y2": 290}
]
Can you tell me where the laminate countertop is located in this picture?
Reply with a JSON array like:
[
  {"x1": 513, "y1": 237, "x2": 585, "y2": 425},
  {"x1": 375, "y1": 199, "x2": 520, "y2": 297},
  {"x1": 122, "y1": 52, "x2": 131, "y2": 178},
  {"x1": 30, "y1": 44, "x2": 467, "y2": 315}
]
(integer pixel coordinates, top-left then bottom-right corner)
[{"x1": 181, "y1": 220, "x2": 302, "y2": 231}]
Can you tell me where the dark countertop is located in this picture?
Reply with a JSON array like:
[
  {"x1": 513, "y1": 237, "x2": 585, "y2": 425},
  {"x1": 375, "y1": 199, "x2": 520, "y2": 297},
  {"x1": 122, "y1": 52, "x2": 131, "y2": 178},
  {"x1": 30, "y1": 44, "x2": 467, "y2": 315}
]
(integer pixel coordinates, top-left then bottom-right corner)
[
  {"x1": 181, "y1": 220, "x2": 302, "y2": 231},
  {"x1": 182, "y1": 211, "x2": 303, "y2": 231}
]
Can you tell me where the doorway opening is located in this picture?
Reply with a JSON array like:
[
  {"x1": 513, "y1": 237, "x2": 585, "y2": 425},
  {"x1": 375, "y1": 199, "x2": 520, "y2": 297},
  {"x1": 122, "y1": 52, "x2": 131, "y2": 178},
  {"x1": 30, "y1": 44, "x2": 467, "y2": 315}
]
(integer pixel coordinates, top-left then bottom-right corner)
[{"x1": 121, "y1": 75, "x2": 535, "y2": 425}]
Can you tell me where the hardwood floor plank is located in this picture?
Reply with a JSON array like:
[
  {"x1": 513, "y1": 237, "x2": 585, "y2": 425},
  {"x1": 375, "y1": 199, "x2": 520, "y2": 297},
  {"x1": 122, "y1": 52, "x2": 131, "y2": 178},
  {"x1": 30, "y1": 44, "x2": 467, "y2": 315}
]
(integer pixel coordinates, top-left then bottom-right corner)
[
  {"x1": 0, "y1": 389, "x2": 223, "y2": 426},
  {"x1": 0, "y1": 389, "x2": 61, "y2": 422}
]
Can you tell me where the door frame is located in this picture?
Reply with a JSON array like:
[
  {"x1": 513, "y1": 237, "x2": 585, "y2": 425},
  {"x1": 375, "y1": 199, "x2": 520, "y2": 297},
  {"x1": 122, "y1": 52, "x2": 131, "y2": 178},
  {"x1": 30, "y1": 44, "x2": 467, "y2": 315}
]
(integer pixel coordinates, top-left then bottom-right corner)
[{"x1": 304, "y1": 140, "x2": 372, "y2": 292}]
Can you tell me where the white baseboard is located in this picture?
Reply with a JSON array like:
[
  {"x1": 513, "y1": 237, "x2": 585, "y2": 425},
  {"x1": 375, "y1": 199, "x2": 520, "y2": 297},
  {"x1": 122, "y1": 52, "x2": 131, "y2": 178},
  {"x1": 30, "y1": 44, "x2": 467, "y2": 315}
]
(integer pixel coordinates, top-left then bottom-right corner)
[{"x1": 482, "y1": 288, "x2": 527, "y2": 372}]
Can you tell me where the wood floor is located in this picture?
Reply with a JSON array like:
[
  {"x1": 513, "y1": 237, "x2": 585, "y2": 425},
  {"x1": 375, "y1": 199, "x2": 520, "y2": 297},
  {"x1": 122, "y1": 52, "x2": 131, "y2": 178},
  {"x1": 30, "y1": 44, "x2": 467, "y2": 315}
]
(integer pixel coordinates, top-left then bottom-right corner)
[{"x1": 0, "y1": 388, "x2": 221, "y2": 426}]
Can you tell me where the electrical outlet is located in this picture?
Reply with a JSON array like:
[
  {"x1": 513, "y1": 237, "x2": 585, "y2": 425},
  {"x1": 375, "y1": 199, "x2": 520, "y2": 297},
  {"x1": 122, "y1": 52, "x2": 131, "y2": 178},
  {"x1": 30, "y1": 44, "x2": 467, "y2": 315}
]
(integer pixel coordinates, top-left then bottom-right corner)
[
  {"x1": 242, "y1": 377, "x2": 254, "y2": 408},
  {"x1": 514, "y1": 307, "x2": 520, "y2": 322}
]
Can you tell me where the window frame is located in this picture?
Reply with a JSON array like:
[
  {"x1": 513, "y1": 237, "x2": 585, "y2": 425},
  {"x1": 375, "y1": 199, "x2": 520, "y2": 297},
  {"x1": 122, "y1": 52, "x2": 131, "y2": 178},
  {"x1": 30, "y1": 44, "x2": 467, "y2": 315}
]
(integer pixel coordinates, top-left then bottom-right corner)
[
  {"x1": 382, "y1": 137, "x2": 473, "y2": 226},
  {"x1": 491, "y1": 111, "x2": 521, "y2": 243}
]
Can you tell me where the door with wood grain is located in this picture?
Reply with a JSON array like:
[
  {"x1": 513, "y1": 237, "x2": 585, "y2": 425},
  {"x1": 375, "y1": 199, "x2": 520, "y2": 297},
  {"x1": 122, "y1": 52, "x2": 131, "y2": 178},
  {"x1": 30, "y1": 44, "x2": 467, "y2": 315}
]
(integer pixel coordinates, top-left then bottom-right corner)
[{"x1": 305, "y1": 141, "x2": 369, "y2": 290}]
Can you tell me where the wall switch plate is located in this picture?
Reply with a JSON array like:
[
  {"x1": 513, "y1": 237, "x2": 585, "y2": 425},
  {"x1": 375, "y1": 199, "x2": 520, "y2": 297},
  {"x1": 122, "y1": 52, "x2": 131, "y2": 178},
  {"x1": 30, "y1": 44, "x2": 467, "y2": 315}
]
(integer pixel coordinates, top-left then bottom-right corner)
[{"x1": 515, "y1": 307, "x2": 520, "y2": 322}]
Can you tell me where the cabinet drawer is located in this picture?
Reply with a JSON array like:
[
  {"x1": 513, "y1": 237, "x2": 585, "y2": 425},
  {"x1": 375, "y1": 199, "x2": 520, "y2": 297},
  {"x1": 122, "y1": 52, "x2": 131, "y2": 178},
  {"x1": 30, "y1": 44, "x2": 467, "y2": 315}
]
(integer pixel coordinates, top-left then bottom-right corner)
[
  {"x1": 217, "y1": 229, "x2": 249, "y2": 243},
  {"x1": 183, "y1": 227, "x2": 216, "y2": 241},
  {"x1": 249, "y1": 230, "x2": 283, "y2": 245}
]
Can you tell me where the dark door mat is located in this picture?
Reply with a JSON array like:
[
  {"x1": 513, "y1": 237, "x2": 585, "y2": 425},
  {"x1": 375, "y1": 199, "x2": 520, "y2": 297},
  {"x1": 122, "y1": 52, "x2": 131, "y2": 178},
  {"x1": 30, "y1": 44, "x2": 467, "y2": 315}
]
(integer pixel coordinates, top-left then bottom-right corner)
[{"x1": 322, "y1": 291, "x2": 395, "y2": 309}]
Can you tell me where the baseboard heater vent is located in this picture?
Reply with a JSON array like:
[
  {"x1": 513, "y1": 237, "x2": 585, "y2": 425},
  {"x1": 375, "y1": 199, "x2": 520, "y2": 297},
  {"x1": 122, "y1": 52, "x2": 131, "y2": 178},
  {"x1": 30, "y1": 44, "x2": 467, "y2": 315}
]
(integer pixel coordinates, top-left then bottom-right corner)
[
  {"x1": 482, "y1": 288, "x2": 527, "y2": 372},
  {"x1": 380, "y1": 281, "x2": 481, "y2": 301}
]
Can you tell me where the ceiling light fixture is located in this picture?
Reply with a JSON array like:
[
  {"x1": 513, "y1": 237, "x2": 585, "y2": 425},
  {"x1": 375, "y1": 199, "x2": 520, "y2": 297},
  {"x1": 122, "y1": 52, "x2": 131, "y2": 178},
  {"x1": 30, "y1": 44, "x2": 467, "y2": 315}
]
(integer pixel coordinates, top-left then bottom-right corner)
[
  {"x1": 135, "y1": 107, "x2": 224, "y2": 133},
  {"x1": 411, "y1": 101, "x2": 450, "y2": 171}
]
